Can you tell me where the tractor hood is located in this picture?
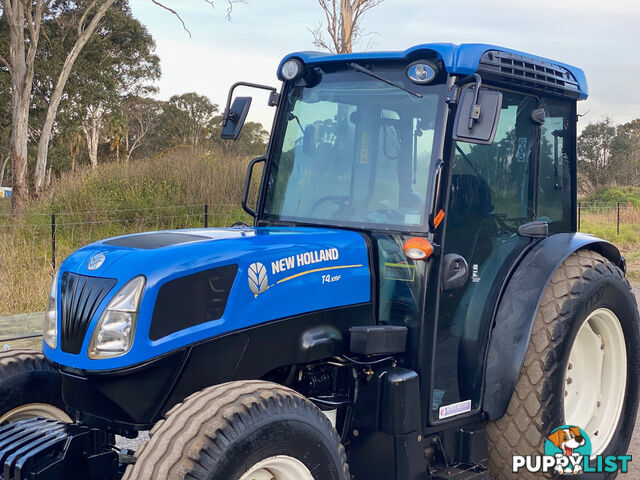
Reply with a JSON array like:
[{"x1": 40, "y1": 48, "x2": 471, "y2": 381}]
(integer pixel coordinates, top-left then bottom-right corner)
[{"x1": 44, "y1": 227, "x2": 371, "y2": 371}]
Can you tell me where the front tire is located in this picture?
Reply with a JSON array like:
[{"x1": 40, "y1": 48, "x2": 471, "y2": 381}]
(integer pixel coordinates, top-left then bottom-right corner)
[
  {"x1": 486, "y1": 250, "x2": 640, "y2": 479},
  {"x1": 0, "y1": 349, "x2": 71, "y2": 424},
  {"x1": 124, "y1": 380, "x2": 349, "y2": 480}
]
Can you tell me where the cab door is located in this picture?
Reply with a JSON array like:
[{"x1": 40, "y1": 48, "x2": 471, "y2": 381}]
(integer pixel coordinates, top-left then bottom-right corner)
[{"x1": 429, "y1": 90, "x2": 541, "y2": 423}]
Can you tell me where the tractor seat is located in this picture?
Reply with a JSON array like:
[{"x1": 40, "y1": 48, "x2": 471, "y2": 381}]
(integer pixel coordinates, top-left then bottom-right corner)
[
  {"x1": 446, "y1": 174, "x2": 496, "y2": 267},
  {"x1": 449, "y1": 174, "x2": 494, "y2": 217}
]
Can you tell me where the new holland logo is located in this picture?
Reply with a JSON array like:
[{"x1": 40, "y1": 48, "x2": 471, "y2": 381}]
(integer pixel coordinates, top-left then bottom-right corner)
[
  {"x1": 87, "y1": 252, "x2": 107, "y2": 271},
  {"x1": 247, "y1": 248, "x2": 363, "y2": 299},
  {"x1": 248, "y1": 262, "x2": 269, "y2": 298}
]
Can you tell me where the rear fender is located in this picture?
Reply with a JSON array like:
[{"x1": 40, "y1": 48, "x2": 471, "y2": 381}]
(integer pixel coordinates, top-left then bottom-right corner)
[{"x1": 482, "y1": 233, "x2": 622, "y2": 420}]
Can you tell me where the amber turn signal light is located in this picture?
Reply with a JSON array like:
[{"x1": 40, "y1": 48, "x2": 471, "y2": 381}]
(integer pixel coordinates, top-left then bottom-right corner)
[{"x1": 403, "y1": 237, "x2": 433, "y2": 261}]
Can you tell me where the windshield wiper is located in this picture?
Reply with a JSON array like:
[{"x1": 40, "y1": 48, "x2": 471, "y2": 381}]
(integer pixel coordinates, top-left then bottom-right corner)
[{"x1": 348, "y1": 62, "x2": 423, "y2": 98}]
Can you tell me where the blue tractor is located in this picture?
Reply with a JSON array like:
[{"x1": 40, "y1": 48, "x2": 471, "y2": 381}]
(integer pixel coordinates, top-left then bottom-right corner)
[{"x1": 0, "y1": 43, "x2": 637, "y2": 480}]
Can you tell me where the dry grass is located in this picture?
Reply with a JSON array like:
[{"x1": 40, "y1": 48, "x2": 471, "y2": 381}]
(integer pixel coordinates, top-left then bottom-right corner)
[
  {"x1": 0, "y1": 149, "x2": 252, "y2": 315},
  {"x1": 579, "y1": 205, "x2": 640, "y2": 281}
]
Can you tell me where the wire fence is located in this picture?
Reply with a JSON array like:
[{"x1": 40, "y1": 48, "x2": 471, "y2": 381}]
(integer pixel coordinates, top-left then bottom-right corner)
[
  {"x1": 577, "y1": 202, "x2": 640, "y2": 234},
  {"x1": 0, "y1": 204, "x2": 250, "y2": 326},
  {"x1": 0, "y1": 204, "x2": 249, "y2": 270}
]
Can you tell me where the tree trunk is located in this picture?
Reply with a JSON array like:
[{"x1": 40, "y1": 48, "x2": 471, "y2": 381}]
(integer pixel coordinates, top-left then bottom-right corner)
[
  {"x1": 83, "y1": 106, "x2": 103, "y2": 169},
  {"x1": 4, "y1": 0, "x2": 39, "y2": 214},
  {"x1": 33, "y1": 0, "x2": 117, "y2": 197},
  {"x1": 0, "y1": 155, "x2": 10, "y2": 187},
  {"x1": 340, "y1": 0, "x2": 353, "y2": 53}
]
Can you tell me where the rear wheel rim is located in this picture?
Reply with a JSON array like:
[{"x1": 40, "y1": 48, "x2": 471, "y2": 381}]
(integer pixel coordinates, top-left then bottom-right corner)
[
  {"x1": 238, "y1": 455, "x2": 315, "y2": 480},
  {"x1": 0, "y1": 403, "x2": 72, "y2": 424},
  {"x1": 564, "y1": 308, "x2": 627, "y2": 456}
]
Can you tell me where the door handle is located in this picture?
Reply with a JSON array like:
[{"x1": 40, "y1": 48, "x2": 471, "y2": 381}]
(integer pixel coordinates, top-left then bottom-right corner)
[{"x1": 441, "y1": 253, "x2": 469, "y2": 291}]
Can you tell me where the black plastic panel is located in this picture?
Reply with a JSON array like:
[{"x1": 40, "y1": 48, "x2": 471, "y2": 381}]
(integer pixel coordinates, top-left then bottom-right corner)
[
  {"x1": 149, "y1": 265, "x2": 238, "y2": 340},
  {"x1": 103, "y1": 232, "x2": 208, "y2": 249},
  {"x1": 350, "y1": 326, "x2": 407, "y2": 355},
  {"x1": 478, "y1": 50, "x2": 581, "y2": 98},
  {"x1": 60, "y1": 273, "x2": 117, "y2": 354}
]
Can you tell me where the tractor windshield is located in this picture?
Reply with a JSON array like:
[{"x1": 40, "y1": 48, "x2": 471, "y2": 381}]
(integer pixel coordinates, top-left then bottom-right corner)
[{"x1": 263, "y1": 66, "x2": 447, "y2": 231}]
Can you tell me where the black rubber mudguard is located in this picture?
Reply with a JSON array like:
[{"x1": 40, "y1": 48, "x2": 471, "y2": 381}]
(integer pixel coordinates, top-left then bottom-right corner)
[{"x1": 482, "y1": 233, "x2": 622, "y2": 420}]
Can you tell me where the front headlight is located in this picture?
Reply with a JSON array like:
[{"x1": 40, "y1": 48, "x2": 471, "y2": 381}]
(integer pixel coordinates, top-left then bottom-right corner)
[
  {"x1": 88, "y1": 276, "x2": 145, "y2": 359},
  {"x1": 43, "y1": 271, "x2": 59, "y2": 349}
]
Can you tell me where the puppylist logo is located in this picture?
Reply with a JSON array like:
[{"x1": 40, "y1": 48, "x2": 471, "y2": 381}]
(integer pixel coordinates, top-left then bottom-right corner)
[{"x1": 512, "y1": 425, "x2": 632, "y2": 475}]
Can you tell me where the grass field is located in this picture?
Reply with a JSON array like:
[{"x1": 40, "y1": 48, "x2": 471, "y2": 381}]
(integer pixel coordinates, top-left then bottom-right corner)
[
  {"x1": 0, "y1": 199, "x2": 9, "y2": 215},
  {"x1": 0, "y1": 149, "x2": 252, "y2": 315}
]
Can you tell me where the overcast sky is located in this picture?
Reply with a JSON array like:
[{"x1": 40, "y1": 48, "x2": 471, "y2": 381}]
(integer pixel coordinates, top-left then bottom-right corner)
[{"x1": 129, "y1": 0, "x2": 640, "y2": 132}]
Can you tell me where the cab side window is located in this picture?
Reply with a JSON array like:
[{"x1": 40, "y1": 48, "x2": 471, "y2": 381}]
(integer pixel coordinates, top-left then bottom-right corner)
[{"x1": 537, "y1": 98, "x2": 573, "y2": 232}]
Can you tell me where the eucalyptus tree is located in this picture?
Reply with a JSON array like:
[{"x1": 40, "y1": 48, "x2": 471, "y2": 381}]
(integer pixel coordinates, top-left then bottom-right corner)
[
  {"x1": 120, "y1": 95, "x2": 164, "y2": 162},
  {"x1": 161, "y1": 92, "x2": 218, "y2": 157},
  {"x1": 311, "y1": 0, "x2": 385, "y2": 54},
  {"x1": 0, "y1": 0, "x2": 234, "y2": 214},
  {"x1": 53, "y1": 2, "x2": 160, "y2": 168}
]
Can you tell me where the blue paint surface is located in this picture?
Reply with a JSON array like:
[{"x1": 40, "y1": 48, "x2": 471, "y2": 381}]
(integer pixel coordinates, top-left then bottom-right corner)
[
  {"x1": 43, "y1": 227, "x2": 371, "y2": 371},
  {"x1": 278, "y1": 43, "x2": 588, "y2": 100}
]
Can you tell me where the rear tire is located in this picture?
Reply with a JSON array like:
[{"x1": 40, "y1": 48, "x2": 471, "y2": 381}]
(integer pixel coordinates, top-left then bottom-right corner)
[
  {"x1": 0, "y1": 349, "x2": 71, "y2": 424},
  {"x1": 123, "y1": 380, "x2": 349, "y2": 480},
  {"x1": 486, "y1": 250, "x2": 640, "y2": 479}
]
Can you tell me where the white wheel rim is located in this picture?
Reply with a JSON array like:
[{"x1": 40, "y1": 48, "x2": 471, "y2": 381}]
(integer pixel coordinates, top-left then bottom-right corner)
[
  {"x1": 564, "y1": 308, "x2": 627, "y2": 456},
  {"x1": 0, "y1": 403, "x2": 72, "y2": 425},
  {"x1": 238, "y1": 455, "x2": 315, "y2": 480}
]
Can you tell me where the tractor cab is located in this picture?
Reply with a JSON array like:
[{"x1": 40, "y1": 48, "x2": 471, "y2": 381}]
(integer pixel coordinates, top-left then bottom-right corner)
[{"x1": 225, "y1": 44, "x2": 580, "y2": 430}]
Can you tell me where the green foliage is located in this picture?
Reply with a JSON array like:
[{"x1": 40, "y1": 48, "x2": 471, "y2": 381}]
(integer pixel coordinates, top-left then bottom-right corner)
[
  {"x1": 585, "y1": 186, "x2": 640, "y2": 206},
  {"x1": 578, "y1": 117, "x2": 640, "y2": 194}
]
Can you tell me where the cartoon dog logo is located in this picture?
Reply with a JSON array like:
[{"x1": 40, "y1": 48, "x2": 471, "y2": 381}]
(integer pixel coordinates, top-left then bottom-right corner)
[{"x1": 547, "y1": 426, "x2": 586, "y2": 474}]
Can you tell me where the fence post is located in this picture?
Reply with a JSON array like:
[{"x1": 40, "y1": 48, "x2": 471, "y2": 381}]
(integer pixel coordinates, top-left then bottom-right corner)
[
  {"x1": 578, "y1": 202, "x2": 581, "y2": 231},
  {"x1": 204, "y1": 204, "x2": 209, "y2": 228},
  {"x1": 617, "y1": 202, "x2": 621, "y2": 235},
  {"x1": 51, "y1": 213, "x2": 56, "y2": 271}
]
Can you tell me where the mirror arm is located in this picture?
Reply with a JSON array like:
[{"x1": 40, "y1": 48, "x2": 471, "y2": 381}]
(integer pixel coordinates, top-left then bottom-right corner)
[
  {"x1": 223, "y1": 82, "x2": 279, "y2": 127},
  {"x1": 468, "y1": 73, "x2": 483, "y2": 129}
]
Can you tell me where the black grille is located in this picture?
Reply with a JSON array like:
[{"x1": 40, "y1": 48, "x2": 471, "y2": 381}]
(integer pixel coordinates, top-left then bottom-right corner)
[
  {"x1": 60, "y1": 273, "x2": 117, "y2": 354},
  {"x1": 478, "y1": 50, "x2": 581, "y2": 98},
  {"x1": 150, "y1": 265, "x2": 238, "y2": 341}
]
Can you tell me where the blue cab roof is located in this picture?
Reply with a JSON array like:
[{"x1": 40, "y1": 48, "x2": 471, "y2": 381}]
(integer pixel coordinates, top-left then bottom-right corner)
[{"x1": 278, "y1": 43, "x2": 588, "y2": 100}]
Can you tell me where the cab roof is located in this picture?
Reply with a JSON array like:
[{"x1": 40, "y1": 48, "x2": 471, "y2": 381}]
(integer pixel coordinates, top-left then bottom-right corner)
[{"x1": 278, "y1": 43, "x2": 588, "y2": 100}]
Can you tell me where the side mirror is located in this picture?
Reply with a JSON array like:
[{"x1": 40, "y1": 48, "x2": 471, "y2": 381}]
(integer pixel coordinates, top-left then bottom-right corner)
[
  {"x1": 221, "y1": 97, "x2": 252, "y2": 140},
  {"x1": 453, "y1": 85, "x2": 503, "y2": 145}
]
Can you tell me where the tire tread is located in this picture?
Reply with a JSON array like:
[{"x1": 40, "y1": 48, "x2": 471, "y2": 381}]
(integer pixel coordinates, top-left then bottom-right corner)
[
  {"x1": 123, "y1": 380, "x2": 349, "y2": 480},
  {"x1": 487, "y1": 250, "x2": 633, "y2": 480}
]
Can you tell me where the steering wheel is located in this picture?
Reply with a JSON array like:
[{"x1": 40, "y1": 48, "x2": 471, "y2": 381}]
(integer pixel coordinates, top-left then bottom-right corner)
[
  {"x1": 307, "y1": 196, "x2": 351, "y2": 218},
  {"x1": 365, "y1": 208, "x2": 405, "y2": 224}
]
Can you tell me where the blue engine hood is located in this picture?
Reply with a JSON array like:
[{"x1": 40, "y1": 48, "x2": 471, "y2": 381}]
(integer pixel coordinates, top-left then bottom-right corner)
[{"x1": 44, "y1": 227, "x2": 371, "y2": 370}]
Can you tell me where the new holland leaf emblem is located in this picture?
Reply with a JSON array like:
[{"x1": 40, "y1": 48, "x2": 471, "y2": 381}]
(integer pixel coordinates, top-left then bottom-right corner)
[{"x1": 248, "y1": 262, "x2": 268, "y2": 298}]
